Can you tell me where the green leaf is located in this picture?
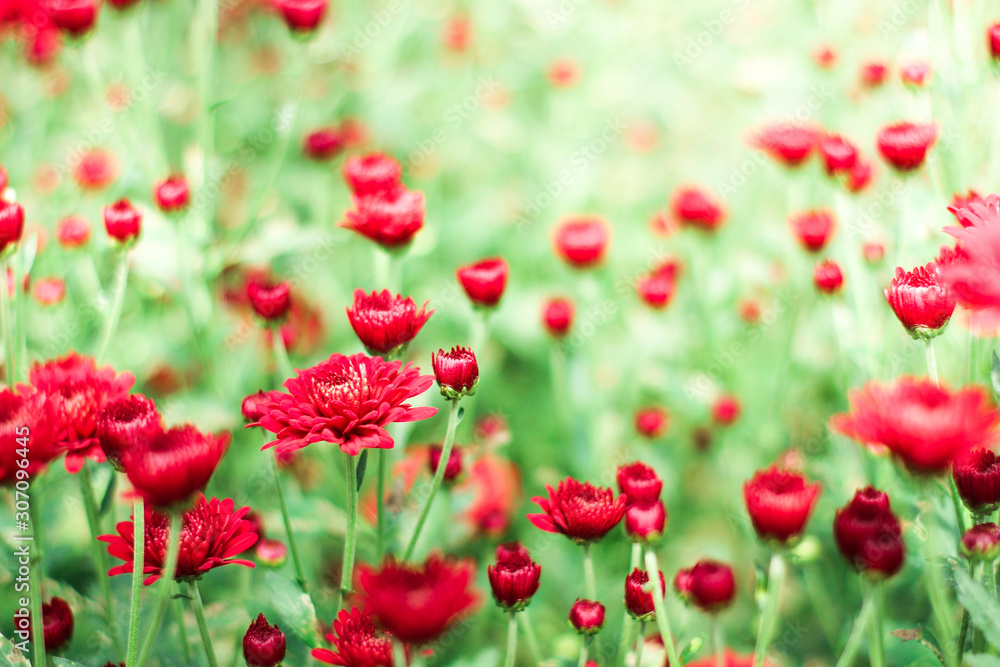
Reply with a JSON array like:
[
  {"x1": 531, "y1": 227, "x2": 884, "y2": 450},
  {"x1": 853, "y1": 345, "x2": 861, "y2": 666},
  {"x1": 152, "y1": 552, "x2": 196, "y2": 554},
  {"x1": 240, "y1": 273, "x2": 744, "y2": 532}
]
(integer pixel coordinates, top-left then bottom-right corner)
[
  {"x1": 456, "y1": 406, "x2": 465, "y2": 423},
  {"x1": 955, "y1": 568, "x2": 1000, "y2": 650},
  {"x1": 991, "y1": 351, "x2": 1000, "y2": 400},
  {"x1": 264, "y1": 570, "x2": 321, "y2": 648},
  {"x1": 680, "y1": 633, "x2": 705, "y2": 663},
  {"x1": 53, "y1": 659, "x2": 88, "y2": 667},
  {"x1": 967, "y1": 655, "x2": 1000, "y2": 667},
  {"x1": 0, "y1": 633, "x2": 29, "y2": 667},
  {"x1": 356, "y1": 449, "x2": 369, "y2": 492}
]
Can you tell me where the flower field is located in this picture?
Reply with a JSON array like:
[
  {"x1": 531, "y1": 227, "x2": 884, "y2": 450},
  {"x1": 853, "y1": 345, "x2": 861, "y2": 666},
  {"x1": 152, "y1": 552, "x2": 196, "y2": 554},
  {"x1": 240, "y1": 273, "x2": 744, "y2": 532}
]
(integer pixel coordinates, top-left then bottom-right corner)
[{"x1": 2, "y1": 0, "x2": 1000, "y2": 665}]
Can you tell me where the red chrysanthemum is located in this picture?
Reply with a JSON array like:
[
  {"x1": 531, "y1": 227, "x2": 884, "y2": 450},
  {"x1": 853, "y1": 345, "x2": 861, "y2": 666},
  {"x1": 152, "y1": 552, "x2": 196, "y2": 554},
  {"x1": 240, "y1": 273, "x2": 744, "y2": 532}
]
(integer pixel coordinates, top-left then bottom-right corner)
[
  {"x1": 487, "y1": 541, "x2": 542, "y2": 611},
  {"x1": 0, "y1": 386, "x2": 60, "y2": 486},
  {"x1": 312, "y1": 607, "x2": 395, "y2": 666},
  {"x1": 345, "y1": 289, "x2": 433, "y2": 356},
  {"x1": 355, "y1": 554, "x2": 479, "y2": 645},
  {"x1": 100, "y1": 495, "x2": 258, "y2": 585},
  {"x1": 743, "y1": 466, "x2": 821, "y2": 543},
  {"x1": 674, "y1": 559, "x2": 736, "y2": 613},
  {"x1": 527, "y1": 477, "x2": 627, "y2": 543},
  {"x1": 671, "y1": 186, "x2": 725, "y2": 231},
  {"x1": 341, "y1": 188, "x2": 425, "y2": 249},
  {"x1": 941, "y1": 194, "x2": 1000, "y2": 309},
  {"x1": 884, "y1": 263, "x2": 956, "y2": 339},
  {"x1": 789, "y1": 209, "x2": 835, "y2": 253},
  {"x1": 456, "y1": 257, "x2": 509, "y2": 308},
  {"x1": 686, "y1": 649, "x2": 774, "y2": 667},
  {"x1": 125, "y1": 424, "x2": 230, "y2": 508},
  {"x1": 819, "y1": 134, "x2": 858, "y2": 174},
  {"x1": 636, "y1": 260, "x2": 680, "y2": 309},
  {"x1": 813, "y1": 259, "x2": 843, "y2": 294},
  {"x1": 953, "y1": 449, "x2": 1000, "y2": 514},
  {"x1": 250, "y1": 353, "x2": 438, "y2": 456},
  {"x1": 831, "y1": 377, "x2": 1000, "y2": 473},
  {"x1": 28, "y1": 352, "x2": 135, "y2": 474},
  {"x1": 876, "y1": 122, "x2": 937, "y2": 171},
  {"x1": 833, "y1": 487, "x2": 905, "y2": 578},
  {"x1": 343, "y1": 153, "x2": 403, "y2": 198},
  {"x1": 542, "y1": 297, "x2": 574, "y2": 338},
  {"x1": 154, "y1": 175, "x2": 190, "y2": 213},
  {"x1": 753, "y1": 123, "x2": 818, "y2": 167},
  {"x1": 553, "y1": 217, "x2": 610, "y2": 268}
]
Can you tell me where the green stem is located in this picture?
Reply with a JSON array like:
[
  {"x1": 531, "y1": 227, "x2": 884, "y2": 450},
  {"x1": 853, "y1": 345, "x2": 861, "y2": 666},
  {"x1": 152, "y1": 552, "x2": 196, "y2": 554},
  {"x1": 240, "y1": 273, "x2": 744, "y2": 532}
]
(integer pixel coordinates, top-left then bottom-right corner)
[
  {"x1": 403, "y1": 399, "x2": 461, "y2": 560},
  {"x1": 582, "y1": 543, "x2": 597, "y2": 601},
  {"x1": 126, "y1": 496, "x2": 145, "y2": 666},
  {"x1": 96, "y1": 247, "x2": 129, "y2": 365},
  {"x1": 78, "y1": 464, "x2": 124, "y2": 657},
  {"x1": 518, "y1": 610, "x2": 543, "y2": 666},
  {"x1": 713, "y1": 617, "x2": 724, "y2": 667},
  {"x1": 172, "y1": 583, "x2": 192, "y2": 664},
  {"x1": 377, "y1": 449, "x2": 387, "y2": 560},
  {"x1": 337, "y1": 453, "x2": 360, "y2": 611},
  {"x1": 833, "y1": 581, "x2": 878, "y2": 667},
  {"x1": 197, "y1": 0, "x2": 217, "y2": 235},
  {"x1": 924, "y1": 338, "x2": 939, "y2": 386},
  {"x1": 959, "y1": 563, "x2": 973, "y2": 658},
  {"x1": 752, "y1": 552, "x2": 786, "y2": 667},
  {"x1": 921, "y1": 514, "x2": 959, "y2": 667},
  {"x1": 949, "y1": 475, "x2": 967, "y2": 536},
  {"x1": 136, "y1": 510, "x2": 184, "y2": 667},
  {"x1": 504, "y1": 611, "x2": 518, "y2": 667},
  {"x1": 272, "y1": 453, "x2": 308, "y2": 593},
  {"x1": 634, "y1": 621, "x2": 646, "y2": 667},
  {"x1": 644, "y1": 549, "x2": 681, "y2": 667},
  {"x1": 617, "y1": 543, "x2": 643, "y2": 667},
  {"x1": 187, "y1": 580, "x2": 219, "y2": 667},
  {"x1": 393, "y1": 640, "x2": 409, "y2": 666},
  {"x1": 272, "y1": 323, "x2": 295, "y2": 382},
  {"x1": 1, "y1": 255, "x2": 16, "y2": 384},
  {"x1": 28, "y1": 484, "x2": 46, "y2": 667},
  {"x1": 866, "y1": 581, "x2": 885, "y2": 667},
  {"x1": 577, "y1": 635, "x2": 591, "y2": 667}
]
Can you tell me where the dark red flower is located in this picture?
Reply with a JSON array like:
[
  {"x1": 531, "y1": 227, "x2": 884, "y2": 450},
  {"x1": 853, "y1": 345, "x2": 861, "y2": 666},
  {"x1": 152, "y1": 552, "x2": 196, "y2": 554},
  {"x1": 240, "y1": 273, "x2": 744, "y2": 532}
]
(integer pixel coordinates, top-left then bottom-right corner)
[
  {"x1": 636, "y1": 260, "x2": 680, "y2": 309},
  {"x1": 624, "y1": 500, "x2": 666, "y2": 543},
  {"x1": 96, "y1": 394, "x2": 163, "y2": 472},
  {"x1": 154, "y1": 175, "x2": 190, "y2": 213},
  {"x1": 274, "y1": 0, "x2": 327, "y2": 31},
  {"x1": 625, "y1": 567, "x2": 665, "y2": 620},
  {"x1": 16, "y1": 596, "x2": 73, "y2": 651},
  {"x1": 542, "y1": 297, "x2": 574, "y2": 338},
  {"x1": 56, "y1": 215, "x2": 90, "y2": 247},
  {"x1": 241, "y1": 391, "x2": 269, "y2": 424},
  {"x1": 250, "y1": 353, "x2": 437, "y2": 456},
  {"x1": 674, "y1": 559, "x2": 736, "y2": 613},
  {"x1": 989, "y1": 23, "x2": 1000, "y2": 60},
  {"x1": 247, "y1": 277, "x2": 292, "y2": 322},
  {"x1": 831, "y1": 377, "x2": 1000, "y2": 473},
  {"x1": 312, "y1": 607, "x2": 395, "y2": 666},
  {"x1": 671, "y1": 186, "x2": 725, "y2": 231},
  {"x1": 457, "y1": 257, "x2": 509, "y2": 308},
  {"x1": 45, "y1": 0, "x2": 96, "y2": 35},
  {"x1": 432, "y1": 346, "x2": 479, "y2": 400},
  {"x1": 634, "y1": 406, "x2": 669, "y2": 438},
  {"x1": 845, "y1": 157, "x2": 874, "y2": 193},
  {"x1": 884, "y1": 263, "x2": 956, "y2": 339},
  {"x1": 303, "y1": 128, "x2": 345, "y2": 161},
  {"x1": 712, "y1": 395, "x2": 741, "y2": 426},
  {"x1": 488, "y1": 541, "x2": 542, "y2": 611},
  {"x1": 0, "y1": 386, "x2": 60, "y2": 486},
  {"x1": 125, "y1": 425, "x2": 230, "y2": 508},
  {"x1": 860, "y1": 60, "x2": 889, "y2": 87},
  {"x1": 0, "y1": 198, "x2": 24, "y2": 253},
  {"x1": 813, "y1": 259, "x2": 843, "y2": 294},
  {"x1": 553, "y1": 217, "x2": 610, "y2": 268},
  {"x1": 941, "y1": 194, "x2": 1000, "y2": 309},
  {"x1": 743, "y1": 466, "x2": 821, "y2": 543},
  {"x1": 103, "y1": 198, "x2": 142, "y2": 243},
  {"x1": 356, "y1": 554, "x2": 479, "y2": 644},
  {"x1": 429, "y1": 444, "x2": 462, "y2": 482},
  {"x1": 346, "y1": 289, "x2": 433, "y2": 357},
  {"x1": 833, "y1": 487, "x2": 905, "y2": 578},
  {"x1": 101, "y1": 496, "x2": 257, "y2": 584},
  {"x1": 344, "y1": 153, "x2": 402, "y2": 197},
  {"x1": 876, "y1": 122, "x2": 937, "y2": 171},
  {"x1": 342, "y1": 188, "x2": 425, "y2": 249},
  {"x1": 243, "y1": 613, "x2": 286, "y2": 667},
  {"x1": 616, "y1": 461, "x2": 662, "y2": 504},
  {"x1": 568, "y1": 599, "x2": 605, "y2": 635},
  {"x1": 819, "y1": 134, "x2": 858, "y2": 174},
  {"x1": 790, "y1": 209, "x2": 835, "y2": 252},
  {"x1": 29, "y1": 352, "x2": 135, "y2": 474},
  {"x1": 900, "y1": 61, "x2": 930, "y2": 87},
  {"x1": 953, "y1": 449, "x2": 1000, "y2": 514},
  {"x1": 960, "y1": 523, "x2": 1000, "y2": 561},
  {"x1": 528, "y1": 477, "x2": 627, "y2": 543},
  {"x1": 753, "y1": 123, "x2": 818, "y2": 167}
]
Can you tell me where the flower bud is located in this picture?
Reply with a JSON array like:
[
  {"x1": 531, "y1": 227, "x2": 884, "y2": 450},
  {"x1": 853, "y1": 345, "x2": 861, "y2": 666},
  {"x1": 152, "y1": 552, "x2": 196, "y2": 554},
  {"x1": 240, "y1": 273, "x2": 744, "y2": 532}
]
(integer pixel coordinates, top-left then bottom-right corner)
[
  {"x1": 154, "y1": 175, "x2": 190, "y2": 213},
  {"x1": 0, "y1": 198, "x2": 25, "y2": 254},
  {"x1": 568, "y1": 599, "x2": 605, "y2": 635},
  {"x1": 57, "y1": 216, "x2": 90, "y2": 248},
  {"x1": 616, "y1": 462, "x2": 662, "y2": 504},
  {"x1": 876, "y1": 122, "x2": 937, "y2": 172},
  {"x1": 813, "y1": 260, "x2": 843, "y2": 294},
  {"x1": 674, "y1": 560, "x2": 736, "y2": 614},
  {"x1": 833, "y1": 487, "x2": 905, "y2": 579},
  {"x1": 743, "y1": 466, "x2": 821, "y2": 544},
  {"x1": 960, "y1": 523, "x2": 1000, "y2": 562},
  {"x1": 16, "y1": 596, "x2": 74, "y2": 652},
  {"x1": 247, "y1": 278, "x2": 292, "y2": 322},
  {"x1": 488, "y1": 541, "x2": 542, "y2": 612},
  {"x1": 343, "y1": 153, "x2": 402, "y2": 197},
  {"x1": 256, "y1": 539, "x2": 288, "y2": 568},
  {"x1": 243, "y1": 613, "x2": 286, "y2": 667},
  {"x1": 46, "y1": 0, "x2": 98, "y2": 36},
  {"x1": 789, "y1": 209, "x2": 835, "y2": 253},
  {"x1": 553, "y1": 217, "x2": 609, "y2": 268},
  {"x1": 542, "y1": 297, "x2": 574, "y2": 338},
  {"x1": 457, "y1": 257, "x2": 509, "y2": 308},
  {"x1": 624, "y1": 567, "x2": 665, "y2": 621},
  {"x1": 96, "y1": 395, "x2": 163, "y2": 472},
  {"x1": 990, "y1": 23, "x2": 1000, "y2": 61},
  {"x1": 242, "y1": 391, "x2": 270, "y2": 424},
  {"x1": 953, "y1": 449, "x2": 1000, "y2": 515},
  {"x1": 711, "y1": 395, "x2": 741, "y2": 426},
  {"x1": 634, "y1": 406, "x2": 668, "y2": 439},
  {"x1": 884, "y1": 263, "x2": 956, "y2": 340},
  {"x1": 624, "y1": 500, "x2": 667, "y2": 544},
  {"x1": 103, "y1": 198, "x2": 141, "y2": 244},
  {"x1": 432, "y1": 346, "x2": 479, "y2": 400},
  {"x1": 275, "y1": 0, "x2": 327, "y2": 32},
  {"x1": 303, "y1": 128, "x2": 344, "y2": 161}
]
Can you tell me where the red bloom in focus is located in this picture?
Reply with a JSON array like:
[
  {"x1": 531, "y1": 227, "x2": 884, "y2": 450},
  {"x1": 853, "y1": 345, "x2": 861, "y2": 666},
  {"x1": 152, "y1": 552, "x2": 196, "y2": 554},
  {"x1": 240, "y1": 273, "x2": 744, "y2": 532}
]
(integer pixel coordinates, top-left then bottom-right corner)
[
  {"x1": 247, "y1": 277, "x2": 292, "y2": 322},
  {"x1": 29, "y1": 352, "x2": 134, "y2": 474},
  {"x1": 542, "y1": 297, "x2": 574, "y2": 338},
  {"x1": 753, "y1": 123, "x2": 818, "y2": 167},
  {"x1": 0, "y1": 198, "x2": 24, "y2": 253},
  {"x1": 789, "y1": 209, "x2": 835, "y2": 253},
  {"x1": 941, "y1": 194, "x2": 1000, "y2": 309},
  {"x1": 342, "y1": 188, "x2": 425, "y2": 249},
  {"x1": 712, "y1": 394, "x2": 741, "y2": 426},
  {"x1": 674, "y1": 559, "x2": 736, "y2": 613},
  {"x1": 900, "y1": 61, "x2": 930, "y2": 87},
  {"x1": 17, "y1": 596, "x2": 74, "y2": 652},
  {"x1": 743, "y1": 466, "x2": 821, "y2": 543},
  {"x1": 312, "y1": 607, "x2": 395, "y2": 666},
  {"x1": 488, "y1": 541, "x2": 542, "y2": 611},
  {"x1": 831, "y1": 377, "x2": 999, "y2": 473},
  {"x1": 274, "y1": 0, "x2": 327, "y2": 32},
  {"x1": 625, "y1": 567, "x2": 665, "y2": 620},
  {"x1": 103, "y1": 198, "x2": 141, "y2": 243},
  {"x1": 813, "y1": 259, "x2": 843, "y2": 294},
  {"x1": 101, "y1": 496, "x2": 257, "y2": 584},
  {"x1": 457, "y1": 257, "x2": 509, "y2": 308},
  {"x1": 953, "y1": 449, "x2": 1000, "y2": 514},
  {"x1": 624, "y1": 500, "x2": 666, "y2": 544},
  {"x1": 884, "y1": 263, "x2": 956, "y2": 339},
  {"x1": 616, "y1": 461, "x2": 662, "y2": 504},
  {"x1": 0, "y1": 386, "x2": 60, "y2": 486},
  {"x1": 568, "y1": 599, "x2": 604, "y2": 635},
  {"x1": 876, "y1": 122, "x2": 937, "y2": 171},
  {"x1": 346, "y1": 289, "x2": 433, "y2": 356},
  {"x1": 636, "y1": 260, "x2": 680, "y2": 309},
  {"x1": 303, "y1": 128, "x2": 345, "y2": 161},
  {"x1": 961, "y1": 523, "x2": 1000, "y2": 561},
  {"x1": 553, "y1": 217, "x2": 610, "y2": 268},
  {"x1": 96, "y1": 394, "x2": 163, "y2": 472},
  {"x1": 74, "y1": 149, "x2": 116, "y2": 190},
  {"x1": 344, "y1": 153, "x2": 402, "y2": 197},
  {"x1": 528, "y1": 477, "x2": 627, "y2": 543},
  {"x1": 833, "y1": 487, "x2": 904, "y2": 578},
  {"x1": 671, "y1": 186, "x2": 725, "y2": 231},
  {"x1": 634, "y1": 406, "x2": 669, "y2": 438},
  {"x1": 243, "y1": 614, "x2": 286, "y2": 667},
  {"x1": 432, "y1": 346, "x2": 479, "y2": 400},
  {"x1": 57, "y1": 215, "x2": 90, "y2": 247},
  {"x1": 250, "y1": 353, "x2": 437, "y2": 456},
  {"x1": 125, "y1": 425, "x2": 230, "y2": 507},
  {"x1": 818, "y1": 134, "x2": 858, "y2": 174},
  {"x1": 154, "y1": 175, "x2": 190, "y2": 213},
  {"x1": 356, "y1": 554, "x2": 479, "y2": 644},
  {"x1": 860, "y1": 60, "x2": 888, "y2": 87}
]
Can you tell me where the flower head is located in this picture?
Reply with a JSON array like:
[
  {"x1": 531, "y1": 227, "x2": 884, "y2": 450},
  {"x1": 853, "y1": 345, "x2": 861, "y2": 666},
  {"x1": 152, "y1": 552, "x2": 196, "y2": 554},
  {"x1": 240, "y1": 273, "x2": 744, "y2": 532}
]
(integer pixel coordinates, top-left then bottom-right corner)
[
  {"x1": 813, "y1": 259, "x2": 843, "y2": 294},
  {"x1": 488, "y1": 541, "x2": 542, "y2": 611},
  {"x1": 636, "y1": 260, "x2": 680, "y2": 309},
  {"x1": 275, "y1": 0, "x2": 327, "y2": 31},
  {"x1": 671, "y1": 186, "x2": 725, "y2": 231},
  {"x1": 960, "y1": 523, "x2": 1000, "y2": 561},
  {"x1": 342, "y1": 188, "x2": 425, "y2": 249},
  {"x1": 242, "y1": 391, "x2": 269, "y2": 424},
  {"x1": 743, "y1": 466, "x2": 821, "y2": 543},
  {"x1": 568, "y1": 599, "x2": 605, "y2": 635},
  {"x1": 753, "y1": 123, "x2": 818, "y2": 167},
  {"x1": 432, "y1": 347, "x2": 479, "y2": 400},
  {"x1": 312, "y1": 607, "x2": 395, "y2": 666},
  {"x1": 818, "y1": 134, "x2": 858, "y2": 174},
  {"x1": 989, "y1": 23, "x2": 1000, "y2": 61},
  {"x1": 243, "y1": 614, "x2": 286, "y2": 667},
  {"x1": 428, "y1": 444, "x2": 463, "y2": 483},
  {"x1": 884, "y1": 263, "x2": 956, "y2": 339},
  {"x1": 712, "y1": 395, "x2": 741, "y2": 426},
  {"x1": 634, "y1": 406, "x2": 669, "y2": 438},
  {"x1": 833, "y1": 487, "x2": 905, "y2": 578},
  {"x1": 124, "y1": 425, "x2": 230, "y2": 508},
  {"x1": 845, "y1": 157, "x2": 874, "y2": 193},
  {"x1": 344, "y1": 153, "x2": 402, "y2": 198},
  {"x1": 103, "y1": 198, "x2": 141, "y2": 243},
  {"x1": 346, "y1": 289, "x2": 432, "y2": 357},
  {"x1": 16, "y1": 596, "x2": 74, "y2": 651},
  {"x1": 56, "y1": 216, "x2": 90, "y2": 247},
  {"x1": 528, "y1": 477, "x2": 627, "y2": 543},
  {"x1": 876, "y1": 122, "x2": 937, "y2": 171},
  {"x1": 0, "y1": 198, "x2": 24, "y2": 253},
  {"x1": 860, "y1": 60, "x2": 889, "y2": 87},
  {"x1": 616, "y1": 461, "x2": 662, "y2": 504},
  {"x1": 542, "y1": 297, "x2": 574, "y2": 338},
  {"x1": 624, "y1": 500, "x2": 667, "y2": 544},
  {"x1": 900, "y1": 61, "x2": 930, "y2": 88},
  {"x1": 303, "y1": 128, "x2": 345, "y2": 161},
  {"x1": 247, "y1": 277, "x2": 292, "y2": 322},
  {"x1": 456, "y1": 257, "x2": 509, "y2": 308},
  {"x1": 45, "y1": 0, "x2": 96, "y2": 36},
  {"x1": 625, "y1": 567, "x2": 665, "y2": 621},
  {"x1": 553, "y1": 217, "x2": 610, "y2": 268},
  {"x1": 96, "y1": 394, "x2": 163, "y2": 472},
  {"x1": 674, "y1": 559, "x2": 736, "y2": 613},
  {"x1": 953, "y1": 449, "x2": 1000, "y2": 514},
  {"x1": 0, "y1": 386, "x2": 60, "y2": 485},
  {"x1": 789, "y1": 209, "x2": 835, "y2": 253},
  {"x1": 154, "y1": 175, "x2": 190, "y2": 213},
  {"x1": 940, "y1": 194, "x2": 1000, "y2": 309}
]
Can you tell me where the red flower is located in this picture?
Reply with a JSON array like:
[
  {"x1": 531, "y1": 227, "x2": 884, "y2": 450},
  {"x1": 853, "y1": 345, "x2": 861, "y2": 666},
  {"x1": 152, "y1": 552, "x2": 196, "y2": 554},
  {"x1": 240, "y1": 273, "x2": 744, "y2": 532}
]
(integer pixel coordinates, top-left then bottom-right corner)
[
  {"x1": 674, "y1": 559, "x2": 736, "y2": 613},
  {"x1": 274, "y1": 0, "x2": 327, "y2": 32},
  {"x1": 813, "y1": 259, "x2": 843, "y2": 294},
  {"x1": 831, "y1": 377, "x2": 1000, "y2": 473},
  {"x1": 884, "y1": 263, "x2": 956, "y2": 339},
  {"x1": 553, "y1": 217, "x2": 610, "y2": 268},
  {"x1": 712, "y1": 395, "x2": 741, "y2": 425},
  {"x1": 243, "y1": 614, "x2": 286, "y2": 667},
  {"x1": 953, "y1": 449, "x2": 1000, "y2": 514},
  {"x1": 16, "y1": 596, "x2": 73, "y2": 651},
  {"x1": 100, "y1": 496, "x2": 258, "y2": 584},
  {"x1": 45, "y1": 0, "x2": 96, "y2": 36},
  {"x1": 961, "y1": 523, "x2": 1000, "y2": 561},
  {"x1": 624, "y1": 567, "x2": 664, "y2": 620},
  {"x1": 940, "y1": 194, "x2": 1000, "y2": 309},
  {"x1": 616, "y1": 461, "x2": 662, "y2": 504},
  {"x1": 989, "y1": 23, "x2": 1000, "y2": 60},
  {"x1": 346, "y1": 289, "x2": 433, "y2": 357},
  {"x1": 75, "y1": 149, "x2": 117, "y2": 190},
  {"x1": 428, "y1": 444, "x2": 462, "y2": 482},
  {"x1": 343, "y1": 153, "x2": 402, "y2": 197},
  {"x1": 242, "y1": 391, "x2": 269, "y2": 423},
  {"x1": 634, "y1": 406, "x2": 669, "y2": 438},
  {"x1": 860, "y1": 60, "x2": 889, "y2": 87},
  {"x1": 636, "y1": 260, "x2": 680, "y2": 309},
  {"x1": 753, "y1": 123, "x2": 818, "y2": 167},
  {"x1": 900, "y1": 61, "x2": 930, "y2": 87},
  {"x1": 819, "y1": 134, "x2": 858, "y2": 174},
  {"x1": 251, "y1": 353, "x2": 437, "y2": 456},
  {"x1": 96, "y1": 394, "x2": 163, "y2": 472},
  {"x1": 154, "y1": 175, "x2": 190, "y2": 213},
  {"x1": 876, "y1": 122, "x2": 937, "y2": 171},
  {"x1": 789, "y1": 209, "x2": 835, "y2": 252},
  {"x1": 33, "y1": 278, "x2": 65, "y2": 306},
  {"x1": 542, "y1": 297, "x2": 574, "y2": 338},
  {"x1": 743, "y1": 466, "x2": 821, "y2": 543},
  {"x1": 0, "y1": 386, "x2": 60, "y2": 486},
  {"x1": 845, "y1": 157, "x2": 874, "y2": 193},
  {"x1": 951, "y1": 191, "x2": 987, "y2": 221},
  {"x1": 687, "y1": 650, "x2": 774, "y2": 667},
  {"x1": 624, "y1": 500, "x2": 666, "y2": 543},
  {"x1": 29, "y1": 352, "x2": 135, "y2": 474},
  {"x1": 355, "y1": 554, "x2": 479, "y2": 644},
  {"x1": 833, "y1": 487, "x2": 904, "y2": 578},
  {"x1": 568, "y1": 599, "x2": 605, "y2": 635},
  {"x1": 57, "y1": 215, "x2": 90, "y2": 247},
  {"x1": 125, "y1": 425, "x2": 230, "y2": 508},
  {"x1": 0, "y1": 198, "x2": 24, "y2": 253},
  {"x1": 247, "y1": 277, "x2": 292, "y2": 322},
  {"x1": 312, "y1": 607, "x2": 395, "y2": 666},
  {"x1": 671, "y1": 186, "x2": 725, "y2": 231},
  {"x1": 488, "y1": 541, "x2": 542, "y2": 611},
  {"x1": 528, "y1": 477, "x2": 627, "y2": 543},
  {"x1": 103, "y1": 198, "x2": 142, "y2": 243},
  {"x1": 456, "y1": 257, "x2": 509, "y2": 308},
  {"x1": 303, "y1": 128, "x2": 345, "y2": 161},
  {"x1": 342, "y1": 188, "x2": 425, "y2": 249},
  {"x1": 432, "y1": 346, "x2": 479, "y2": 400}
]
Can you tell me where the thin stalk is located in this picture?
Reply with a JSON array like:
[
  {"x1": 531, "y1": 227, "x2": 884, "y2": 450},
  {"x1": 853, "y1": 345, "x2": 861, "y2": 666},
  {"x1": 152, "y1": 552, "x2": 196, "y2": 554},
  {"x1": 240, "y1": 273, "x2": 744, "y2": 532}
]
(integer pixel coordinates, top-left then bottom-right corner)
[
  {"x1": 403, "y1": 399, "x2": 461, "y2": 560},
  {"x1": 136, "y1": 511, "x2": 184, "y2": 667},
  {"x1": 188, "y1": 580, "x2": 219, "y2": 667},
  {"x1": 644, "y1": 549, "x2": 681, "y2": 667},
  {"x1": 713, "y1": 618, "x2": 724, "y2": 667},
  {"x1": 271, "y1": 453, "x2": 308, "y2": 593},
  {"x1": 96, "y1": 247, "x2": 129, "y2": 365},
  {"x1": 949, "y1": 475, "x2": 967, "y2": 536},
  {"x1": 171, "y1": 583, "x2": 192, "y2": 664},
  {"x1": 272, "y1": 323, "x2": 295, "y2": 382},
  {"x1": 833, "y1": 582, "x2": 877, "y2": 667},
  {"x1": 373, "y1": 251, "x2": 398, "y2": 560},
  {"x1": 921, "y1": 515, "x2": 959, "y2": 667},
  {"x1": 393, "y1": 640, "x2": 409, "y2": 666},
  {"x1": 752, "y1": 552, "x2": 786, "y2": 667},
  {"x1": 634, "y1": 621, "x2": 647, "y2": 667},
  {"x1": 959, "y1": 562, "x2": 974, "y2": 658},
  {"x1": 866, "y1": 582, "x2": 885, "y2": 667},
  {"x1": 1, "y1": 255, "x2": 16, "y2": 383},
  {"x1": 617, "y1": 543, "x2": 643, "y2": 667},
  {"x1": 337, "y1": 453, "x2": 360, "y2": 612},
  {"x1": 28, "y1": 484, "x2": 45, "y2": 667},
  {"x1": 924, "y1": 338, "x2": 939, "y2": 386},
  {"x1": 126, "y1": 496, "x2": 145, "y2": 666},
  {"x1": 582, "y1": 543, "x2": 597, "y2": 600},
  {"x1": 577, "y1": 636, "x2": 591, "y2": 667},
  {"x1": 79, "y1": 464, "x2": 124, "y2": 657},
  {"x1": 504, "y1": 611, "x2": 518, "y2": 667},
  {"x1": 377, "y1": 449, "x2": 387, "y2": 560},
  {"x1": 518, "y1": 610, "x2": 543, "y2": 666},
  {"x1": 197, "y1": 0, "x2": 218, "y2": 235}
]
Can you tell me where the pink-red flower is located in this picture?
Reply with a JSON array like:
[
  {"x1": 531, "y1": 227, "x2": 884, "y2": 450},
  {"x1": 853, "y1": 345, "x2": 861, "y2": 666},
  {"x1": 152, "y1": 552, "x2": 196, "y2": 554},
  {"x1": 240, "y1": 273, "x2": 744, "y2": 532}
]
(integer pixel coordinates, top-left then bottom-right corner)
[
  {"x1": 831, "y1": 377, "x2": 1000, "y2": 473},
  {"x1": 553, "y1": 217, "x2": 610, "y2": 268},
  {"x1": 624, "y1": 500, "x2": 666, "y2": 543},
  {"x1": 940, "y1": 194, "x2": 1000, "y2": 309},
  {"x1": 616, "y1": 461, "x2": 662, "y2": 504},
  {"x1": 813, "y1": 259, "x2": 843, "y2": 294},
  {"x1": 989, "y1": 23, "x2": 1000, "y2": 61},
  {"x1": 833, "y1": 487, "x2": 904, "y2": 578},
  {"x1": 0, "y1": 198, "x2": 24, "y2": 253},
  {"x1": 542, "y1": 297, "x2": 574, "y2": 338},
  {"x1": 344, "y1": 153, "x2": 402, "y2": 197},
  {"x1": 346, "y1": 289, "x2": 433, "y2": 356},
  {"x1": 712, "y1": 394, "x2": 741, "y2": 425},
  {"x1": 125, "y1": 424, "x2": 230, "y2": 508},
  {"x1": 456, "y1": 257, "x2": 509, "y2": 308},
  {"x1": 568, "y1": 599, "x2": 605, "y2": 635},
  {"x1": 432, "y1": 346, "x2": 479, "y2": 400},
  {"x1": 303, "y1": 128, "x2": 345, "y2": 161},
  {"x1": 860, "y1": 60, "x2": 889, "y2": 88},
  {"x1": 876, "y1": 122, "x2": 937, "y2": 171},
  {"x1": 100, "y1": 496, "x2": 258, "y2": 584},
  {"x1": 488, "y1": 541, "x2": 542, "y2": 611},
  {"x1": 57, "y1": 215, "x2": 90, "y2": 247},
  {"x1": 528, "y1": 477, "x2": 627, "y2": 543},
  {"x1": 743, "y1": 466, "x2": 821, "y2": 543},
  {"x1": 247, "y1": 277, "x2": 292, "y2": 322},
  {"x1": 96, "y1": 394, "x2": 163, "y2": 472},
  {"x1": 636, "y1": 260, "x2": 680, "y2": 309},
  {"x1": 671, "y1": 186, "x2": 725, "y2": 231},
  {"x1": 819, "y1": 134, "x2": 858, "y2": 174},
  {"x1": 953, "y1": 449, "x2": 1000, "y2": 514},
  {"x1": 154, "y1": 175, "x2": 190, "y2": 213},
  {"x1": 961, "y1": 523, "x2": 1000, "y2": 561},
  {"x1": 0, "y1": 386, "x2": 60, "y2": 486},
  {"x1": 342, "y1": 188, "x2": 425, "y2": 249},
  {"x1": 274, "y1": 0, "x2": 327, "y2": 32},
  {"x1": 884, "y1": 263, "x2": 956, "y2": 339},
  {"x1": 674, "y1": 559, "x2": 736, "y2": 613},
  {"x1": 634, "y1": 406, "x2": 669, "y2": 438},
  {"x1": 625, "y1": 567, "x2": 664, "y2": 620},
  {"x1": 45, "y1": 0, "x2": 97, "y2": 36},
  {"x1": 753, "y1": 123, "x2": 818, "y2": 167},
  {"x1": 250, "y1": 353, "x2": 437, "y2": 456},
  {"x1": 16, "y1": 596, "x2": 74, "y2": 652},
  {"x1": 312, "y1": 607, "x2": 395, "y2": 666},
  {"x1": 789, "y1": 209, "x2": 835, "y2": 253},
  {"x1": 103, "y1": 197, "x2": 141, "y2": 243}
]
